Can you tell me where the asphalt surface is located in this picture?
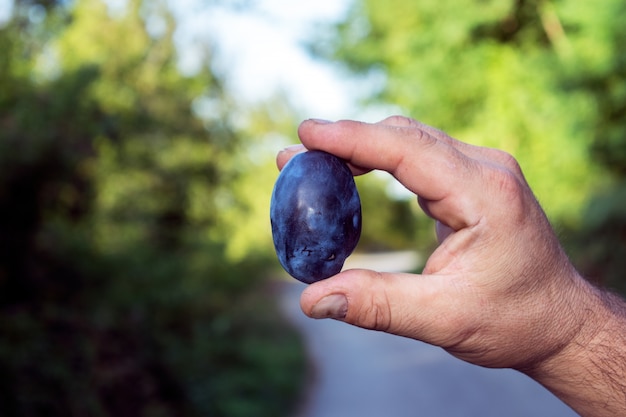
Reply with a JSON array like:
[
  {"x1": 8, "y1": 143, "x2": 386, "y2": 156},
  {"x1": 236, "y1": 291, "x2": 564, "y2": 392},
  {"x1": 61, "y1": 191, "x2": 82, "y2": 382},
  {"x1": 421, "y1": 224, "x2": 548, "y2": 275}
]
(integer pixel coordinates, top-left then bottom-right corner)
[{"x1": 278, "y1": 253, "x2": 579, "y2": 417}]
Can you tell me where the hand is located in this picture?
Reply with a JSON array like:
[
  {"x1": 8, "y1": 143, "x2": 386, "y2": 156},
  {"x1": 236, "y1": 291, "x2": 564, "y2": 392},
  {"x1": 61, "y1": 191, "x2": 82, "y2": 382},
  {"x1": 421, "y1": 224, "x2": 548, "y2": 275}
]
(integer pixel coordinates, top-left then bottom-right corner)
[
  {"x1": 276, "y1": 116, "x2": 626, "y2": 416},
  {"x1": 278, "y1": 116, "x2": 584, "y2": 367}
]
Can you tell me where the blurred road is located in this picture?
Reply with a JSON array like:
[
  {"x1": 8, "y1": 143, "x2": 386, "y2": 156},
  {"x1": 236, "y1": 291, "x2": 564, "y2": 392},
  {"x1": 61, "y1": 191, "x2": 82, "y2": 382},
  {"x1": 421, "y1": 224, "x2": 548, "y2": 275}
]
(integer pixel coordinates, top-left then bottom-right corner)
[{"x1": 278, "y1": 252, "x2": 579, "y2": 417}]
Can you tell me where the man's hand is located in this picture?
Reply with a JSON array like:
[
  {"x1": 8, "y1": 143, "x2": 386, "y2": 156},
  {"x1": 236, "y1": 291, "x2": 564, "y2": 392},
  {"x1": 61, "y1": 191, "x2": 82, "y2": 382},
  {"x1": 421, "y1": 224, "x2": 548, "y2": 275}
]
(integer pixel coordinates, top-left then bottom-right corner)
[{"x1": 276, "y1": 116, "x2": 626, "y2": 416}]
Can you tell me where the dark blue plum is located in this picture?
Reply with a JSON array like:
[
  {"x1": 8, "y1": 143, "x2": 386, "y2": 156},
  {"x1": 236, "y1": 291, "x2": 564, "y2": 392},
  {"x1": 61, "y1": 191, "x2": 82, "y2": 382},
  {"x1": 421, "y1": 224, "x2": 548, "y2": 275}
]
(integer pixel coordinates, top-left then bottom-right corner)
[{"x1": 270, "y1": 150, "x2": 362, "y2": 284}]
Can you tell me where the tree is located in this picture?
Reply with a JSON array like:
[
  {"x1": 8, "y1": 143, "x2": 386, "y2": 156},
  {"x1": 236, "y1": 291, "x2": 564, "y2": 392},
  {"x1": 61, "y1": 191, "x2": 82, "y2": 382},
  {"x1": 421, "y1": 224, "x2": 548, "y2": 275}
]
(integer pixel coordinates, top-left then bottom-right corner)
[
  {"x1": 556, "y1": 0, "x2": 626, "y2": 292},
  {"x1": 314, "y1": 0, "x2": 626, "y2": 290},
  {"x1": 313, "y1": 0, "x2": 615, "y2": 224},
  {"x1": 0, "y1": 1, "x2": 304, "y2": 416}
]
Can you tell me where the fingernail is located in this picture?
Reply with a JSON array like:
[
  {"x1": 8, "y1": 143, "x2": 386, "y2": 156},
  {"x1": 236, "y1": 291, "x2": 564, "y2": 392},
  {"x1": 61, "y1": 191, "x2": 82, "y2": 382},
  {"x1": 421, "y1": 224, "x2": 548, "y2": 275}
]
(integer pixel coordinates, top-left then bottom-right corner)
[
  {"x1": 310, "y1": 294, "x2": 348, "y2": 319},
  {"x1": 310, "y1": 118, "x2": 333, "y2": 125}
]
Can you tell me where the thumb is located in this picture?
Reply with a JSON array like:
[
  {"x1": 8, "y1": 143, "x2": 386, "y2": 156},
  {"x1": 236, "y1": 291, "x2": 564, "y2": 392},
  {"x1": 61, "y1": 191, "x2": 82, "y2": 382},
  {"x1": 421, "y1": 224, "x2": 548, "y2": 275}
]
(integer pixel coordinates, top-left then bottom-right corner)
[{"x1": 300, "y1": 269, "x2": 459, "y2": 342}]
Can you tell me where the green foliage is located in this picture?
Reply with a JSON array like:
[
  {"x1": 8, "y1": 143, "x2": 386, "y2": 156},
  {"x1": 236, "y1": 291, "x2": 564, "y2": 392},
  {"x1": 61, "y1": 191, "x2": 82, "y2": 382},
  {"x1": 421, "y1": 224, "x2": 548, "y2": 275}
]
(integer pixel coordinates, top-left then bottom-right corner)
[
  {"x1": 315, "y1": 0, "x2": 624, "y2": 224},
  {"x1": 0, "y1": 1, "x2": 305, "y2": 416},
  {"x1": 566, "y1": 181, "x2": 626, "y2": 293},
  {"x1": 355, "y1": 173, "x2": 432, "y2": 252},
  {"x1": 558, "y1": 1, "x2": 626, "y2": 176},
  {"x1": 315, "y1": 0, "x2": 626, "y2": 292},
  {"x1": 554, "y1": 1, "x2": 626, "y2": 292}
]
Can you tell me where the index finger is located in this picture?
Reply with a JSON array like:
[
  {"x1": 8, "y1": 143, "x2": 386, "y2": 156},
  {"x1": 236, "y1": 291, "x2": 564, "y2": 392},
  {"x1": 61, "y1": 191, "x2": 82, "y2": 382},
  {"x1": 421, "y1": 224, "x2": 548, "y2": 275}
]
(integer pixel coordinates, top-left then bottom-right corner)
[{"x1": 297, "y1": 118, "x2": 482, "y2": 230}]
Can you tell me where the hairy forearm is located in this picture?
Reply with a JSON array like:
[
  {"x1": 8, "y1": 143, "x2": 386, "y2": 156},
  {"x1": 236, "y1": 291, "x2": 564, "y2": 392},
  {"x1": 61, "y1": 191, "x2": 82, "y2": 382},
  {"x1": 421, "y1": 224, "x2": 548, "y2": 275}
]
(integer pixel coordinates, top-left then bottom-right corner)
[{"x1": 527, "y1": 279, "x2": 626, "y2": 416}]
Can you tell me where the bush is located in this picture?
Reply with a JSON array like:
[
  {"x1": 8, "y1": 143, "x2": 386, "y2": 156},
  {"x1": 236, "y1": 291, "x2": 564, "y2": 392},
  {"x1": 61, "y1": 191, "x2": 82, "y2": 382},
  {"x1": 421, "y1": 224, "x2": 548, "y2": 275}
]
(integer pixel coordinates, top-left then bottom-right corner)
[{"x1": 567, "y1": 181, "x2": 626, "y2": 296}]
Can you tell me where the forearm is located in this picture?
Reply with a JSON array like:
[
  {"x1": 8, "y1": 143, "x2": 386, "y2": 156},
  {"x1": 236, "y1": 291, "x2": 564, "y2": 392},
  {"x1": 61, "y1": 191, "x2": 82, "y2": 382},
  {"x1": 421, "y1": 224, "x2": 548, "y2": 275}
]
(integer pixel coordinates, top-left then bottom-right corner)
[{"x1": 525, "y1": 278, "x2": 626, "y2": 417}]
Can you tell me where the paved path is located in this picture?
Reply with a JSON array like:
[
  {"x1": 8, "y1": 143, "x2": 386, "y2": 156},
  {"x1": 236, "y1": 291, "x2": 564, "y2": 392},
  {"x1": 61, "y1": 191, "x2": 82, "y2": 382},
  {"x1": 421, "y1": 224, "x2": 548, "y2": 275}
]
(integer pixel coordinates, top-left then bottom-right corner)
[{"x1": 278, "y1": 253, "x2": 579, "y2": 417}]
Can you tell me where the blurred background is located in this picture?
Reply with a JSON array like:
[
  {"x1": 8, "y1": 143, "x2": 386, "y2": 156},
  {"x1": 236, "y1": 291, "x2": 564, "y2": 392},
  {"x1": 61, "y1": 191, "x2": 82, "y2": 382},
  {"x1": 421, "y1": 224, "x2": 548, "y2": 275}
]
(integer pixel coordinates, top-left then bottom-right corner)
[{"x1": 0, "y1": 0, "x2": 625, "y2": 416}]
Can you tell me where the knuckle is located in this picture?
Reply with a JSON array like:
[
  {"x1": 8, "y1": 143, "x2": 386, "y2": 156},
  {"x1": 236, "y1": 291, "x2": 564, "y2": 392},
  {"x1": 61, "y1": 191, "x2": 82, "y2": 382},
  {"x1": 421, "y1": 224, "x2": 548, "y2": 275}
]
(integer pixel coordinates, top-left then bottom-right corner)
[
  {"x1": 484, "y1": 163, "x2": 525, "y2": 204},
  {"x1": 480, "y1": 163, "x2": 532, "y2": 224},
  {"x1": 487, "y1": 148, "x2": 524, "y2": 177},
  {"x1": 495, "y1": 168, "x2": 523, "y2": 197},
  {"x1": 350, "y1": 274, "x2": 394, "y2": 332},
  {"x1": 380, "y1": 115, "x2": 415, "y2": 127}
]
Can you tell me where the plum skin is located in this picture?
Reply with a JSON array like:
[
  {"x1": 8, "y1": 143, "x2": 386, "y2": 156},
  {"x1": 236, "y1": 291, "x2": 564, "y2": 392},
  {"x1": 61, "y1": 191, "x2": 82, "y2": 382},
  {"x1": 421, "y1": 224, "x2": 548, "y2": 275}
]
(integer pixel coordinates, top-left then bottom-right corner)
[{"x1": 270, "y1": 150, "x2": 362, "y2": 284}]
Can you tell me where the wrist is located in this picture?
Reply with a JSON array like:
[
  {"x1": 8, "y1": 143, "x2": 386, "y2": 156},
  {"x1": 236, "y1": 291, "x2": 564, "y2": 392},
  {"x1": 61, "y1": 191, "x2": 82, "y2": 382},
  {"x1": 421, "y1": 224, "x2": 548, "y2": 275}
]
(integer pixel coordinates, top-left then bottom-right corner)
[{"x1": 522, "y1": 274, "x2": 626, "y2": 416}]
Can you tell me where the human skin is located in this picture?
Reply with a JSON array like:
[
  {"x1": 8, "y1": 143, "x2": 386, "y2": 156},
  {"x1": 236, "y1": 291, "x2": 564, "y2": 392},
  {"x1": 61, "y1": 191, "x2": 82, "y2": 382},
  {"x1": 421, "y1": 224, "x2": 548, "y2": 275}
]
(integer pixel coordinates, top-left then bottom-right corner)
[{"x1": 276, "y1": 116, "x2": 626, "y2": 416}]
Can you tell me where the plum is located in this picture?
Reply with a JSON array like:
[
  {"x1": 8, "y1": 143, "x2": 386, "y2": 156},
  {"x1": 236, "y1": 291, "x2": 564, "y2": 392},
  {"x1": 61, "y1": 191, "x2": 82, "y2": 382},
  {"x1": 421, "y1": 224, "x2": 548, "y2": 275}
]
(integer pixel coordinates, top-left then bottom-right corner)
[{"x1": 270, "y1": 150, "x2": 361, "y2": 284}]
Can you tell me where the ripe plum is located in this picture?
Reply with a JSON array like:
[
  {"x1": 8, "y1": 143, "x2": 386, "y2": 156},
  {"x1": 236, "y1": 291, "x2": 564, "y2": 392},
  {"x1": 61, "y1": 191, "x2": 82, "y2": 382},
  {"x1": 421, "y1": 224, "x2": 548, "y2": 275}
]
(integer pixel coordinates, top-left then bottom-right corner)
[{"x1": 270, "y1": 150, "x2": 362, "y2": 283}]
